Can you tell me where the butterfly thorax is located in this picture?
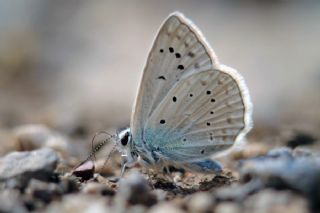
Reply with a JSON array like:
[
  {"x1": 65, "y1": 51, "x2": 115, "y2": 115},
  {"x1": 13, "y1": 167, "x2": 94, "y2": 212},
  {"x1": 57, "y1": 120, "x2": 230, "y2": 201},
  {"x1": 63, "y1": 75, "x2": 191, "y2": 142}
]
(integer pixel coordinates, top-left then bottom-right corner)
[{"x1": 117, "y1": 127, "x2": 168, "y2": 172}]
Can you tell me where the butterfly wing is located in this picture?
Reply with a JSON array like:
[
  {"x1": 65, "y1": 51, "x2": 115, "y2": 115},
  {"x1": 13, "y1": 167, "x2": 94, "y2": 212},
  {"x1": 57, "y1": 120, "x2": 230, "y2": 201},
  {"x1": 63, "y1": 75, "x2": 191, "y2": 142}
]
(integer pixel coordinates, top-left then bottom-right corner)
[
  {"x1": 131, "y1": 12, "x2": 219, "y2": 142},
  {"x1": 145, "y1": 65, "x2": 252, "y2": 162},
  {"x1": 131, "y1": 12, "x2": 252, "y2": 163}
]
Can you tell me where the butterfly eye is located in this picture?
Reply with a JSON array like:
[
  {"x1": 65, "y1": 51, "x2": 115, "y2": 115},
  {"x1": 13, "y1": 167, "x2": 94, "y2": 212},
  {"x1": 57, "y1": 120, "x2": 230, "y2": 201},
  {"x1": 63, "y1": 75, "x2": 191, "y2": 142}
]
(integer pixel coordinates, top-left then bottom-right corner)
[{"x1": 121, "y1": 132, "x2": 129, "y2": 146}]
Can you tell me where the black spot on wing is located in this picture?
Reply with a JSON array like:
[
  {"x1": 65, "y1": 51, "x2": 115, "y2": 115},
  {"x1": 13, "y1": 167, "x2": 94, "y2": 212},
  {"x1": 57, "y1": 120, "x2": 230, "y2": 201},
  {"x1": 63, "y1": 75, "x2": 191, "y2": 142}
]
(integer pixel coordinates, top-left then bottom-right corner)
[
  {"x1": 172, "y1": 96, "x2": 177, "y2": 102},
  {"x1": 188, "y1": 52, "x2": 195, "y2": 57},
  {"x1": 210, "y1": 133, "x2": 213, "y2": 141},
  {"x1": 177, "y1": 65, "x2": 184, "y2": 70},
  {"x1": 157, "y1": 76, "x2": 166, "y2": 80}
]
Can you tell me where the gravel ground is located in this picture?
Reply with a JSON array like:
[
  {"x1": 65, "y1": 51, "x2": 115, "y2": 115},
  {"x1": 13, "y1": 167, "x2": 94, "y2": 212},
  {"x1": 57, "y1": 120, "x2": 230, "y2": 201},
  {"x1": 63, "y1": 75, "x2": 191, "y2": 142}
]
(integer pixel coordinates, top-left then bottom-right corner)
[{"x1": 0, "y1": 124, "x2": 319, "y2": 213}]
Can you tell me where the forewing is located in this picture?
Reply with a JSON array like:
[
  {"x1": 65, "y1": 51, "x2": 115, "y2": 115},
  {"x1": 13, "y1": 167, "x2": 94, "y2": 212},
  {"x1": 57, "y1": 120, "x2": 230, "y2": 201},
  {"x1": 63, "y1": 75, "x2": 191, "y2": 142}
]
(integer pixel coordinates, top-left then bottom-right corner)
[{"x1": 131, "y1": 12, "x2": 218, "y2": 141}]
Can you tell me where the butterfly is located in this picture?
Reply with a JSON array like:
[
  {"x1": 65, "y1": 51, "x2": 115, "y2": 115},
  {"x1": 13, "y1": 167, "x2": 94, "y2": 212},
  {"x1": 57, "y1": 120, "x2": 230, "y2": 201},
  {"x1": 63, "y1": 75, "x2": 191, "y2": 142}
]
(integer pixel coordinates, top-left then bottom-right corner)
[
  {"x1": 77, "y1": 11, "x2": 252, "y2": 179},
  {"x1": 113, "y1": 11, "x2": 253, "y2": 176}
]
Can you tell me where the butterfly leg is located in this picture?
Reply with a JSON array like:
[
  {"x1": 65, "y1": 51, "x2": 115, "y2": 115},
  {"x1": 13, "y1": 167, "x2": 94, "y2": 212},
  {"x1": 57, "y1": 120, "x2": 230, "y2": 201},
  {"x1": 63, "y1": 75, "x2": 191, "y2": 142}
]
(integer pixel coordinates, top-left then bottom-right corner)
[
  {"x1": 183, "y1": 159, "x2": 222, "y2": 174},
  {"x1": 109, "y1": 158, "x2": 136, "y2": 182},
  {"x1": 108, "y1": 163, "x2": 127, "y2": 183},
  {"x1": 119, "y1": 163, "x2": 128, "y2": 178},
  {"x1": 161, "y1": 166, "x2": 174, "y2": 182}
]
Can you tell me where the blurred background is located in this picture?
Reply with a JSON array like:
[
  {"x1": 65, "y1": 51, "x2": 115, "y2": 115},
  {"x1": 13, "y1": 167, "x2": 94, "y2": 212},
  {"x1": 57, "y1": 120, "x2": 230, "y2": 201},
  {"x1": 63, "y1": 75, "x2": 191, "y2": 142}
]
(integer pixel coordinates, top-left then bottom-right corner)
[{"x1": 0, "y1": 0, "x2": 319, "y2": 140}]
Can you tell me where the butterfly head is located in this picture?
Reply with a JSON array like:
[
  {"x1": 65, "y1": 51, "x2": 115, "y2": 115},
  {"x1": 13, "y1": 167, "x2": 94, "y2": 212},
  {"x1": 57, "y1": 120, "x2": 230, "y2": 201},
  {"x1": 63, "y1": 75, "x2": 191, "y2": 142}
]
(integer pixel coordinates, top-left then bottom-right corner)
[
  {"x1": 117, "y1": 127, "x2": 131, "y2": 147},
  {"x1": 115, "y1": 127, "x2": 138, "y2": 163}
]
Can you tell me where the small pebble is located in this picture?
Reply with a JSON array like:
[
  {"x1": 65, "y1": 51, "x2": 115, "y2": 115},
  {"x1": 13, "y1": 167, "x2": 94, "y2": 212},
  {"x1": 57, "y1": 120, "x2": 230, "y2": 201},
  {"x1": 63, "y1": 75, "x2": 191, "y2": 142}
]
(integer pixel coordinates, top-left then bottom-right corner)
[
  {"x1": 0, "y1": 189, "x2": 27, "y2": 213},
  {"x1": 244, "y1": 189, "x2": 309, "y2": 213},
  {"x1": 95, "y1": 158, "x2": 116, "y2": 176},
  {"x1": 215, "y1": 202, "x2": 240, "y2": 213},
  {"x1": 72, "y1": 160, "x2": 95, "y2": 181},
  {"x1": 187, "y1": 192, "x2": 214, "y2": 213},
  {"x1": 152, "y1": 189, "x2": 168, "y2": 202},
  {"x1": 293, "y1": 147, "x2": 313, "y2": 157},
  {"x1": 126, "y1": 205, "x2": 147, "y2": 213},
  {"x1": 82, "y1": 182, "x2": 115, "y2": 196},
  {"x1": 116, "y1": 171, "x2": 157, "y2": 207},
  {"x1": 26, "y1": 179, "x2": 62, "y2": 204},
  {"x1": 149, "y1": 203, "x2": 185, "y2": 213},
  {"x1": 13, "y1": 124, "x2": 69, "y2": 157},
  {"x1": 46, "y1": 194, "x2": 109, "y2": 213},
  {"x1": 287, "y1": 132, "x2": 316, "y2": 149},
  {"x1": 231, "y1": 143, "x2": 269, "y2": 160}
]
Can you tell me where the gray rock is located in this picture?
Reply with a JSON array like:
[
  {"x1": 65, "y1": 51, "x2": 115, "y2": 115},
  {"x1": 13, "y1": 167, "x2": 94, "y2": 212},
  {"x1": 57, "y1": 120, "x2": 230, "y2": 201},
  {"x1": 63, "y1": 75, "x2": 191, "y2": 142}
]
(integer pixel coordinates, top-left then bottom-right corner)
[
  {"x1": 238, "y1": 147, "x2": 320, "y2": 211},
  {"x1": 23, "y1": 177, "x2": 78, "y2": 211},
  {"x1": 115, "y1": 171, "x2": 157, "y2": 208},
  {"x1": 244, "y1": 189, "x2": 308, "y2": 213},
  {"x1": 216, "y1": 179, "x2": 263, "y2": 202},
  {"x1": 0, "y1": 189, "x2": 27, "y2": 213},
  {"x1": 239, "y1": 148, "x2": 320, "y2": 191},
  {"x1": 0, "y1": 148, "x2": 59, "y2": 189},
  {"x1": 26, "y1": 179, "x2": 64, "y2": 204},
  {"x1": 265, "y1": 147, "x2": 293, "y2": 159},
  {"x1": 13, "y1": 124, "x2": 69, "y2": 157}
]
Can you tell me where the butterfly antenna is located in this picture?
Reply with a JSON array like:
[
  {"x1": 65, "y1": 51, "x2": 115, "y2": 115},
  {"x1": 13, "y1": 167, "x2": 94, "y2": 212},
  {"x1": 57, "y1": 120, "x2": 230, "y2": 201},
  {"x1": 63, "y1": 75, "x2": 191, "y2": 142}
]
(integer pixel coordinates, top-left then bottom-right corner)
[
  {"x1": 100, "y1": 143, "x2": 117, "y2": 173},
  {"x1": 72, "y1": 131, "x2": 115, "y2": 174},
  {"x1": 89, "y1": 131, "x2": 115, "y2": 161},
  {"x1": 75, "y1": 131, "x2": 114, "y2": 168},
  {"x1": 86, "y1": 131, "x2": 114, "y2": 160}
]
